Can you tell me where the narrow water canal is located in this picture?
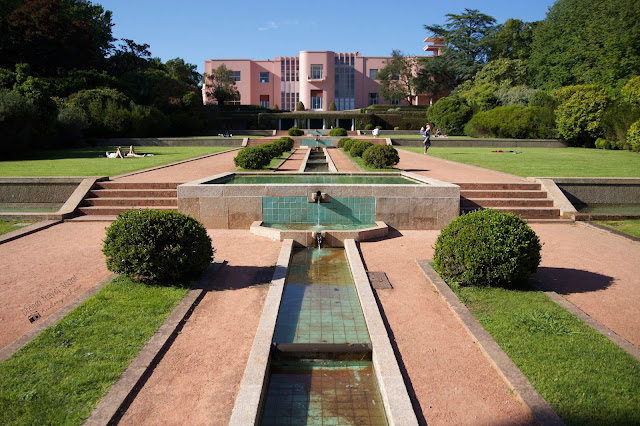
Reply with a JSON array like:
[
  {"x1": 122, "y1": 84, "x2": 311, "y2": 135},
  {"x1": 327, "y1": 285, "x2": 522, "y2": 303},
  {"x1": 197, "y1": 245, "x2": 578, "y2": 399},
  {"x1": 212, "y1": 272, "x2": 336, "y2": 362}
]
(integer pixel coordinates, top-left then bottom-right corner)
[{"x1": 260, "y1": 248, "x2": 387, "y2": 425}]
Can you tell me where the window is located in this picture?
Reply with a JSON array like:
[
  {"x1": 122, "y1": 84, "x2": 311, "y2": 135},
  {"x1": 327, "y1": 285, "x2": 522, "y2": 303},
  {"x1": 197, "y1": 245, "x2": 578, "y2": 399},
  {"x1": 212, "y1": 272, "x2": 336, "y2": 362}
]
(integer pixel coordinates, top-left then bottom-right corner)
[
  {"x1": 260, "y1": 95, "x2": 269, "y2": 108},
  {"x1": 230, "y1": 71, "x2": 241, "y2": 81},
  {"x1": 259, "y1": 72, "x2": 269, "y2": 83},
  {"x1": 311, "y1": 90, "x2": 323, "y2": 110},
  {"x1": 391, "y1": 72, "x2": 400, "y2": 81},
  {"x1": 390, "y1": 98, "x2": 400, "y2": 105},
  {"x1": 369, "y1": 69, "x2": 378, "y2": 80},
  {"x1": 310, "y1": 64, "x2": 323, "y2": 80},
  {"x1": 368, "y1": 93, "x2": 379, "y2": 106}
]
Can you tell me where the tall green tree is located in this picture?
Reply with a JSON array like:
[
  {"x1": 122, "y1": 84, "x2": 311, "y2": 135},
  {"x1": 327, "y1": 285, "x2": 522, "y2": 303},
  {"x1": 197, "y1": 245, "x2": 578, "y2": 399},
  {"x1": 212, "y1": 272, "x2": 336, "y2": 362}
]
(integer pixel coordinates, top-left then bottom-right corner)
[
  {"x1": 486, "y1": 19, "x2": 537, "y2": 61},
  {"x1": 204, "y1": 64, "x2": 239, "y2": 106},
  {"x1": 415, "y1": 55, "x2": 458, "y2": 99},
  {"x1": 377, "y1": 50, "x2": 419, "y2": 105},
  {"x1": 424, "y1": 8, "x2": 497, "y2": 81},
  {"x1": 529, "y1": 0, "x2": 640, "y2": 90},
  {"x1": 164, "y1": 58, "x2": 201, "y2": 87}
]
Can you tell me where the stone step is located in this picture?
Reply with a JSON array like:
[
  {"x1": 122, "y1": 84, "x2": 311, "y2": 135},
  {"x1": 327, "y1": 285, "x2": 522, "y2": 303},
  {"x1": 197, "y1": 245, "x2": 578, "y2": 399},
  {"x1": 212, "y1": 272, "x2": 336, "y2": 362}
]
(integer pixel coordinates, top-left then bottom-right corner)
[
  {"x1": 460, "y1": 190, "x2": 548, "y2": 199},
  {"x1": 87, "y1": 189, "x2": 177, "y2": 198},
  {"x1": 461, "y1": 206, "x2": 561, "y2": 219},
  {"x1": 460, "y1": 198, "x2": 554, "y2": 208},
  {"x1": 95, "y1": 181, "x2": 181, "y2": 190},
  {"x1": 456, "y1": 182, "x2": 541, "y2": 190},
  {"x1": 77, "y1": 206, "x2": 178, "y2": 216},
  {"x1": 82, "y1": 197, "x2": 178, "y2": 207}
]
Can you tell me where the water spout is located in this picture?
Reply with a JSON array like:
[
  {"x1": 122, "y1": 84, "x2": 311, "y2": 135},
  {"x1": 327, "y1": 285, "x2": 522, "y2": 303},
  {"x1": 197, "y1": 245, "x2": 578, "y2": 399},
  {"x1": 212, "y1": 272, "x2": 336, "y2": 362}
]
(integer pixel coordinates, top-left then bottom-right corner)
[
  {"x1": 316, "y1": 193, "x2": 321, "y2": 227},
  {"x1": 316, "y1": 232, "x2": 322, "y2": 249}
]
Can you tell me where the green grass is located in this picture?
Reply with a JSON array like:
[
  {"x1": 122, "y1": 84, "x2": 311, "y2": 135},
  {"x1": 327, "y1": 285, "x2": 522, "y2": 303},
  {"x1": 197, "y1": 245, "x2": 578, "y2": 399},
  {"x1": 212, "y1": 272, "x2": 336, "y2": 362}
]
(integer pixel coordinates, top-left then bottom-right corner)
[
  {"x1": 0, "y1": 220, "x2": 35, "y2": 235},
  {"x1": 236, "y1": 150, "x2": 293, "y2": 171},
  {"x1": 453, "y1": 284, "x2": 639, "y2": 425},
  {"x1": 398, "y1": 147, "x2": 640, "y2": 177},
  {"x1": 0, "y1": 146, "x2": 235, "y2": 177},
  {"x1": 340, "y1": 149, "x2": 397, "y2": 172},
  {"x1": 595, "y1": 219, "x2": 640, "y2": 238},
  {"x1": 0, "y1": 276, "x2": 189, "y2": 425}
]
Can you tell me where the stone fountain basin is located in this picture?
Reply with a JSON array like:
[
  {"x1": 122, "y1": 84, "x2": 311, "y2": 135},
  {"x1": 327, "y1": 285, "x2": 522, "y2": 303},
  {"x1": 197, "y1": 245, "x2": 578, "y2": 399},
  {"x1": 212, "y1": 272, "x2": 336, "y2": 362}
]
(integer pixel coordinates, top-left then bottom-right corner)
[{"x1": 250, "y1": 220, "x2": 388, "y2": 247}]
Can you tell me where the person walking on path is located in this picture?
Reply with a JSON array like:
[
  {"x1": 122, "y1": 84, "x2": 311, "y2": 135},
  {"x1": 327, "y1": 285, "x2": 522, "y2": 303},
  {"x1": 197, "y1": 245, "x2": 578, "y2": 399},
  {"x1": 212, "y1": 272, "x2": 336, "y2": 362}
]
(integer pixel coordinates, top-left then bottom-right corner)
[{"x1": 423, "y1": 123, "x2": 432, "y2": 154}]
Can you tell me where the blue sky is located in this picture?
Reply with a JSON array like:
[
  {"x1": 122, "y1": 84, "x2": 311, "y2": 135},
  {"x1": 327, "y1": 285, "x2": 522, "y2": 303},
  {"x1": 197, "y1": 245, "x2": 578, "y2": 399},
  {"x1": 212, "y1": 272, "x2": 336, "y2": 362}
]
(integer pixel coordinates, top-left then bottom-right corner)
[{"x1": 98, "y1": 0, "x2": 557, "y2": 74}]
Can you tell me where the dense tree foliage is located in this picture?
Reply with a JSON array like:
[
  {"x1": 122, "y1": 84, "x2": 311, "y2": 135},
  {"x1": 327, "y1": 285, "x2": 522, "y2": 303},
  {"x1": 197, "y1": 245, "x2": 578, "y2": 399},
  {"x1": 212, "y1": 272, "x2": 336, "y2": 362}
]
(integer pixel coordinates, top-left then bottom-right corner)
[
  {"x1": 377, "y1": 50, "x2": 420, "y2": 105},
  {"x1": 0, "y1": 0, "x2": 207, "y2": 153},
  {"x1": 486, "y1": 19, "x2": 537, "y2": 62},
  {"x1": 425, "y1": 9, "x2": 497, "y2": 81},
  {"x1": 203, "y1": 64, "x2": 239, "y2": 106},
  {"x1": 529, "y1": 0, "x2": 640, "y2": 90},
  {"x1": 554, "y1": 85, "x2": 610, "y2": 146}
]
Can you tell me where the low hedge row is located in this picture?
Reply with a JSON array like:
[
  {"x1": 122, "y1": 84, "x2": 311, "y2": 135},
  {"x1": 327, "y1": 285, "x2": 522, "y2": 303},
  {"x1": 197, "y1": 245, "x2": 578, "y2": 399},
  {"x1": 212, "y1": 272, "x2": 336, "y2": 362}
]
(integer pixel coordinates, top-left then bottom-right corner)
[{"x1": 234, "y1": 136, "x2": 293, "y2": 169}]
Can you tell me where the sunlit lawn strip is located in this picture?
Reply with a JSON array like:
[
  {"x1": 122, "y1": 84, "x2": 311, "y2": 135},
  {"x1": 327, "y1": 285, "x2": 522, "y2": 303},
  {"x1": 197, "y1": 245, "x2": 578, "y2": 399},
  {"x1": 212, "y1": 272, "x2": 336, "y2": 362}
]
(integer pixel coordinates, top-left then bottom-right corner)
[
  {"x1": 398, "y1": 147, "x2": 640, "y2": 177},
  {"x1": 453, "y1": 285, "x2": 640, "y2": 425},
  {"x1": 0, "y1": 146, "x2": 235, "y2": 177},
  {"x1": 0, "y1": 276, "x2": 188, "y2": 426},
  {"x1": 595, "y1": 219, "x2": 640, "y2": 238},
  {"x1": 0, "y1": 220, "x2": 35, "y2": 235}
]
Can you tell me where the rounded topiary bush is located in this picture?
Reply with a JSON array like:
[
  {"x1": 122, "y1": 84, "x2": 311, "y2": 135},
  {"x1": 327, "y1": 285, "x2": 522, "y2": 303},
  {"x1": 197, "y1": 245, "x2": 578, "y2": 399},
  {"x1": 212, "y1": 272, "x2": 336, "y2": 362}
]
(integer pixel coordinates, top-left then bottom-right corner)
[
  {"x1": 337, "y1": 137, "x2": 351, "y2": 148},
  {"x1": 288, "y1": 126, "x2": 304, "y2": 136},
  {"x1": 349, "y1": 140, "x2": 374, "y2": 157},
  {"x1": 362, "y1": 145, "x2": 400, "y2": 168},
  {"x1": 329, "y1": 127, "x2": 347, "y2": 137},
  {"x1": 233, "y1": 146, "x2": 271, "y2": 169},
  {"x1": 103, "y1": 209, "x2": 214, "y2": 283},
  {"x1": 364, "y1": 124, "x2": 374, "y2": 131},
  {"x1": 433, "y1": 209, "x2": 541, "y2": 288},
  {"x1": 274, "y1": 136, "x2": 293, "y2": 153},
  {"x1": 342, "y1": 138, "x2": 355, "y2": 152},
  {"x1": 260, "y1": 143, "x2": 282, "y2": 159}
]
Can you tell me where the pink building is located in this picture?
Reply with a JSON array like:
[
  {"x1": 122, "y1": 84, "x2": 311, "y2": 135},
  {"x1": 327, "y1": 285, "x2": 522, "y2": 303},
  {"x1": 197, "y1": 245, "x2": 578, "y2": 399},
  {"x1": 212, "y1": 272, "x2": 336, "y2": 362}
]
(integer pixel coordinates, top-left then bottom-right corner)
[{"x1": 203, "y1": 51, "x2": 418, "y2": 111}]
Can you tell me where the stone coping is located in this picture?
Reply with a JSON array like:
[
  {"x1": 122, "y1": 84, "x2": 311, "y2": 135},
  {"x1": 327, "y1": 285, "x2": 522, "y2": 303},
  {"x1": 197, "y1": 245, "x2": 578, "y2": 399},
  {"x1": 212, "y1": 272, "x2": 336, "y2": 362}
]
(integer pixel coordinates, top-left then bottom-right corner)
[
  {"x1": 85, "y1": 261, "x2": 224, "y2": 425},
  {"x1": 345, "y1": 240, "x2": 418, "y2": 425},
  {"x1": 416, "y1": 260, "x2": 564, "y2": 426},
  {"x1": 0, "y1": 220, "x2": 61, "y2": 245},
  {"x1": 229, "y1": 240, "x2": 293, "y2": 425},
  {"x1": 250, "y1": 220, "x2": 388, "y2": 247},
  {"x1": 298, "y1": 147, "x2": 312, "y2": 173}
]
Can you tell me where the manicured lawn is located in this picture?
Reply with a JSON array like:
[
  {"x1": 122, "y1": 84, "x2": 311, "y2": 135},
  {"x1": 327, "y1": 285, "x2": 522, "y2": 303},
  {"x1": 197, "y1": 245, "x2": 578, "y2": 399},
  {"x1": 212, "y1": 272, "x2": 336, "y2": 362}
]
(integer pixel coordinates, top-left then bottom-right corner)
[
  {"x1": 0, "y1": 276, "x2": 188, "y2": 425},
  {"x1": 453, "y1": 284, "x2": 639, "y2": 425},
  {"x1": 398, "y1": 147, "x2": 640, "y2": 177},
  {"x1": 0, "y1": 146, "x2": 235, "y2": 177},
  {"x1": 0, "y1": 220, "x2": 35, "y2": 235},
  {"x1": 595, "y1": 219, "x2": 640, "y2": 238}
]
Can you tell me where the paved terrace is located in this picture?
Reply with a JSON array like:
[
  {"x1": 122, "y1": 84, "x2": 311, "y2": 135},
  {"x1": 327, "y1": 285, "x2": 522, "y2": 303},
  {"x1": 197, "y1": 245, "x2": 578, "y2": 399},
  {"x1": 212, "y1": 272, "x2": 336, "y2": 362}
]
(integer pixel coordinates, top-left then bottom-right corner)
[{"x1": 0, "y1": 148, "x2": 638, "y2": 424}]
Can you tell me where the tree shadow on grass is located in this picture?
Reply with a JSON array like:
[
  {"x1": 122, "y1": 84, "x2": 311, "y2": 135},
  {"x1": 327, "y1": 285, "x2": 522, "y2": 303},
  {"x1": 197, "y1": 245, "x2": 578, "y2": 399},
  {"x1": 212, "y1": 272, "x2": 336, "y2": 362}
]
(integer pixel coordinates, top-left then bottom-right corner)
[{"x1": 533, "y1": 267, "x2": 615, "y2": 294}]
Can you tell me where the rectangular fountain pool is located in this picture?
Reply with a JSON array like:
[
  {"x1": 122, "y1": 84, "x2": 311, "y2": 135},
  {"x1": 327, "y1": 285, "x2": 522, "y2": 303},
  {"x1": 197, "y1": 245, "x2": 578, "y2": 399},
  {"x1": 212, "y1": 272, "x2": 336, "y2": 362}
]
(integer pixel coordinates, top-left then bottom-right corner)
[{"x1": 206, "y1": 173, "x2": 421, "y2": 185}]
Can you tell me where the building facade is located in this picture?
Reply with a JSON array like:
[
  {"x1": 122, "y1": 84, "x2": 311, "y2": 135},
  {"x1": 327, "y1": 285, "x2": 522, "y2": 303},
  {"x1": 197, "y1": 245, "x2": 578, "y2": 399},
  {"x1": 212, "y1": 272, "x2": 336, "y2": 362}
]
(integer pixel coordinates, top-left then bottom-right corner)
[{"x1": 203, "y1": 47, "x2": 451, "y2": 111}]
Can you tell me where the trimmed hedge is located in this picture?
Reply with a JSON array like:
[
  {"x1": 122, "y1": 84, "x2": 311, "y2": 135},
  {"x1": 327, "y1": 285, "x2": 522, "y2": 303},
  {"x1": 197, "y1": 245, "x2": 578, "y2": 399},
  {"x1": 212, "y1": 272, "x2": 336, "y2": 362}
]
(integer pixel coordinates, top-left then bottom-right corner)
[
  {"x1": 329, "y1": 127, "x2": 348, "y2": 136},
  {"x1": 103, "y1": 209, "x2": 213, "y2": 283},
  {"x1": 342, "y1": 138, "x2": 356, "y2": 152},
  {"x1": 433, "y1": 209, "x2": 541, "y2": 288},
  {"x1": 337, "y1": 137, "x2": 351, "y2": 148},
  {"x1": 362, "y1": 145, "x2": 400, "y2": 168},
  {"x1": 464, "y1": 105, "x2": 555, "y2": 139},
  {"x1": 349, "y1": 140, "x2": 373, "y2": 157},
  {"x1": 427, "y1": 96, "x2": 472, "y2": 135},
  {"x1": 288, "y1": 126, "x2": 304, "y2": 136},
  {"x1": 274, "y1": 136, "x2": 294, "y2": 151},
  {"x1": 234, "y1": 146, "x2": 271, "y2": 169}
]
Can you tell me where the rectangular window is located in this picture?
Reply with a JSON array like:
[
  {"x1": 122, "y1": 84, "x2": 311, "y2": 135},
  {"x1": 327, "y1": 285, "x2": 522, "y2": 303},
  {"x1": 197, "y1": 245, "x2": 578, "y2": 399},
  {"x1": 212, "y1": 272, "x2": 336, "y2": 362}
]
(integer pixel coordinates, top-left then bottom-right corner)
[
  {"x1": 310, "y1": 64, "x2": 323, "y2": 80},
  {"x1": 311, "y1": 90, "x2": 323, "y2": 110},
  {"x1": 368, "y1": 93, "x2": 379, "y2": 106},
  {"x1": 390, "y1": 98, "x2": 400, "y2": 105},
  {"x1": 230, "y1": 71, "x2": 241, "y2": 81},
  {"x1": 260, "y1": 95, "x2": 269, "y2": 108},
  {"x1": 259, "y1": 72, "x2": 269, "y2": 83},
  {"x1": 369, "y1": 69, "x2": 378, "y2": 79},
  {"x1": 391, "y1": 72, "x2": 400, "y2": 81}
]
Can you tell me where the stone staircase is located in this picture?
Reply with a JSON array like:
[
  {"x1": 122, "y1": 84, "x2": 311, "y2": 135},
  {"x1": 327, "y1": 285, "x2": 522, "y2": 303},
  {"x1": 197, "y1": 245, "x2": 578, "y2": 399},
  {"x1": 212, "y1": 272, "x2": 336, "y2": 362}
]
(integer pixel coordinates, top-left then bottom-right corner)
[
  {"x1": 458, "y1": 182, "x2": 564, "y2": 221},
  {"x1": 76, "y1": 181, "x2": 179, "y2": 218}
]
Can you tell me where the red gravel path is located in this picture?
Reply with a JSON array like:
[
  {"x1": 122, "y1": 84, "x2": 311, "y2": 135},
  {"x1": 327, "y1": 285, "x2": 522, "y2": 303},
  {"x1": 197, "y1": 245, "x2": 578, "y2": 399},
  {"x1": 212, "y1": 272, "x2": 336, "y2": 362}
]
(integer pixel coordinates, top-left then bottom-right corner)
[{"x1": 326, "y1": 147, "x2": 361, "y2": 172}]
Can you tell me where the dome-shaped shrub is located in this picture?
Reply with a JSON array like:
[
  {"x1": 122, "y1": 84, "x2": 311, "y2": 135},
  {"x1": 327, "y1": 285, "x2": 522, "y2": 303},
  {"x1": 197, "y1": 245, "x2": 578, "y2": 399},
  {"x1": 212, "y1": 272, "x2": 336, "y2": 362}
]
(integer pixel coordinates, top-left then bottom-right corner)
[
  {"x1": 433, "y1": 209, "x2": 541, "y2": 287},
  {"x1": 342, "y1": 138, "x2": 356, "y2": 152},
  {"x1": 337, "y1": 137, "x2": 351, "y2": 148},
  {"x1": 288, "y1": 126, "x2": 304, "y2": 136},
  {"x1": 362, "y1": 145, "x2": 399, "y2": 168},
  {"x1": 259, "y1": 143, "x2": 282, "y2": 159},
  {"x1": 275, "y1": 136, "x2": 294, "y2": 151},
  {"x1": 349, "y1": 140, "x2": 373, "y2": 157},
  {"x1": 234, "y1": 146, "x2": 271, "y2": 169},
  {"x1": 329, "y1": 127, "x2": 347, "y2": 137},
  {"x1": 103, "y1": 209, "x2": 214, "y2": 283}
]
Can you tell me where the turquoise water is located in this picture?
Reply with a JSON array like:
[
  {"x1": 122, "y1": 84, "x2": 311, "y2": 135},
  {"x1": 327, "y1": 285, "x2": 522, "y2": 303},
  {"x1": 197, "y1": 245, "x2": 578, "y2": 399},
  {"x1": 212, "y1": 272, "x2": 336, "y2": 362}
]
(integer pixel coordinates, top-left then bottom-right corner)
[
  {"x1": 208, "y1": 173, "x2": 421, "y2": 185},
  {"x1": 302, "y1": 138, "x2": 333, "y2": 146},
  {"x1": 273, "y1": 248, "x2": 370, "y2": 345},
  {"x1": 262, "y1": 197, "x2": 375, "y2": 226},
  {"x1": 263, "y1": 223, "x2": 377, "y2": 231},
  {"x1": 261, "y1": 361, "x2": 386, "y2": 425}
]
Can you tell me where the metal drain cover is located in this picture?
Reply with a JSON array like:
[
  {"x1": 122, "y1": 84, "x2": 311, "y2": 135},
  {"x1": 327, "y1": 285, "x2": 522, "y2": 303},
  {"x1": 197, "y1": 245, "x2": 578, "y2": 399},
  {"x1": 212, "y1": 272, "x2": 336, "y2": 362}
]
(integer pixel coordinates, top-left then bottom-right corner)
[{"x1": 367, "y1": 271, "x2": 392, "y2": 289}]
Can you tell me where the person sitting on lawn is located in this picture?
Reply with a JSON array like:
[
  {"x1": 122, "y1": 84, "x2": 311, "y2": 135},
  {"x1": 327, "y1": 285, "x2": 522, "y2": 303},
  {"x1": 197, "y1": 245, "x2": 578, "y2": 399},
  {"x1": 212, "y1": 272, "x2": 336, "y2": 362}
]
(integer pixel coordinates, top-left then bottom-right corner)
[
  {"x1": 125, "y1": 145, "x2": 145, "y2": 157},
  {"x1": 106, "y1": 146, "x2": 124, "y2": 158}
]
